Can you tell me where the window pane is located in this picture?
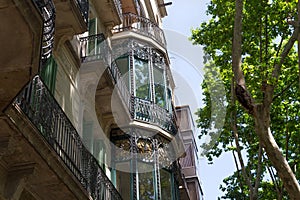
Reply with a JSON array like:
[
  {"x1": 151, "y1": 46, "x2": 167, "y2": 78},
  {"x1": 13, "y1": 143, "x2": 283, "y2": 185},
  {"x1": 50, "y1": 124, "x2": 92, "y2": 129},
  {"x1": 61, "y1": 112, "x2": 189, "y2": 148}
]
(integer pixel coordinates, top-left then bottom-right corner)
[
  {"x1": 160, "y1": 169, "x2": 172, "y2": 200},
  {"x1": 138, "y1": 162, "x2": 155, "y2": 200},
  {"x1": 116, "y1": 162, "x2": 131, "y2": 200},
  {"x1": 135, "y1": 58, "x2": 150, "y2": 100},
  {"x1": 88, "y1": 18, "x2": 96, "y2": 35},
  {"x1": 88, "y1": 18, "x2": 97, "y2": 55},
  {"x1": 153, "y1": 64, "x2": 165, "y2": 107},
  {"x1": 116, "y1": 56, "x2": 130, "y2": 90}
]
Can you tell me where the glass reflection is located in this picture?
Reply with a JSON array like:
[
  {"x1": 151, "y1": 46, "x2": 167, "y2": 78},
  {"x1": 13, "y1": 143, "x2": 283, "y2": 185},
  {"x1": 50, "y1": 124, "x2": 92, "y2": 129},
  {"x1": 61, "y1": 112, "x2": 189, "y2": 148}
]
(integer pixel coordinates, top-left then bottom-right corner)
[
  {"x1": 138, "y1": 162, "x2": 155, "y2": 200},
  {"x1": 153, "y1": 64, "x2": 165, "y2": 108},
  {"x1": 115, "y1": 162, "x2": 131, "y2": 200},
  {"x1": 160, "y1": 169, "x2": 172, "y2": 200},
  {"x1": 135, "y1": 58, "x2": 150, "y2": 100}
]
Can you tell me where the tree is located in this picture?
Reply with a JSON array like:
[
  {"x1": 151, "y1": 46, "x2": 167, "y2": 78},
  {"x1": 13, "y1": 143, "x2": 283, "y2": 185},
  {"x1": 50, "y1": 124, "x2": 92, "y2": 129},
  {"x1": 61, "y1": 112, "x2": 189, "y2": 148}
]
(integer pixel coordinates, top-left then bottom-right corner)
[{"x1": 192, "y1": 0, "x2": 300, "y2": 199}]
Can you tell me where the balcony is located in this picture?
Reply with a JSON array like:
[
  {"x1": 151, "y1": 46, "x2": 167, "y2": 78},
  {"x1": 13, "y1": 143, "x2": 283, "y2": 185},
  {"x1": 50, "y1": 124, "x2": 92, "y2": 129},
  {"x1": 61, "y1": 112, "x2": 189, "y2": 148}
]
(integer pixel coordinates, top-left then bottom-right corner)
[
  {"x1": 53, "y1": 0, "x2": 88, "y2": 34},
  {"x1": 79, "y1": 34, "x2": 177, "y2": 135},
  {"x1": 33, "y1": 0, "x2": 56, "y2": 65},
  {"x1": 133, "y1": 97, "x2": 178, "y2": 134},
  {"x1": 113, "y1": 12, "x2": 167, "y2": 48},
  {"x1": 13, "y1": 75, "x2": 122, "y2": 200},
  {"x1": 90, "y1": 0, "x2": 122, "y2": 29},
  {"x1": 0, "y1": 0, "x2": 43, "y2": 111}
]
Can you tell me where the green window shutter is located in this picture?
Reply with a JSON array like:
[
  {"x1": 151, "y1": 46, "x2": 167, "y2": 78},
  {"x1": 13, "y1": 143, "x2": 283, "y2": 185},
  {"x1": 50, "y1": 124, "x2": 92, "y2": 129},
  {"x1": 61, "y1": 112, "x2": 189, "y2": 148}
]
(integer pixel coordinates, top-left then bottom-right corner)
[{"x1": 40, "y1": 55, "x2": 57, "y2": 94}]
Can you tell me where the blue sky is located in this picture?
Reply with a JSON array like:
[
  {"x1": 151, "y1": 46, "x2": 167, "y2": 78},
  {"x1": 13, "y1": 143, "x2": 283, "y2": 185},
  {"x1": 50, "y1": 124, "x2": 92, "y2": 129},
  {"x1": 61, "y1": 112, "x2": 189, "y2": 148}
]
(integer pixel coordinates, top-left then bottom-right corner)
[{"x1": 162, "y1": 1, "x2": 236, "y2": 199}]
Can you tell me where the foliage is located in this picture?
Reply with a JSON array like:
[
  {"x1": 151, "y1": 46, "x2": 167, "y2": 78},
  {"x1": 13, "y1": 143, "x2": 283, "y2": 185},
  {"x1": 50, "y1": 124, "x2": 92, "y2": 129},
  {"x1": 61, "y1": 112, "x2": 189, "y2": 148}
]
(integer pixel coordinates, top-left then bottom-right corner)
[{"x1": 192, "y1": 0, "x2": 299, "y2": 198}]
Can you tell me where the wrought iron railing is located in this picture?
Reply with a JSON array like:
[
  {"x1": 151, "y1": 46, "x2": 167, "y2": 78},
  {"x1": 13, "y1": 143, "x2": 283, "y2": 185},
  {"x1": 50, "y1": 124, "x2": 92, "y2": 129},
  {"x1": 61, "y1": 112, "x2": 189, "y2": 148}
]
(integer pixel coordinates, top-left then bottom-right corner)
[
  {"x1": 108, "y1": 62, "x2": 131, "y2": 109},
  {"x1": 132, "y1": 97, "x2": 177, "y2": 134},
  {"x1": 75, "y1": 0, "x2": 89, "y2": 25},
  {"x1": 80, "y1": 34, "x2": 131, "y2": 110},
  {"x1": 79, "y1": 35, "x2": 177, "y2": 135},
  {"x1": 33, "y1": 0, "x2": 56, "y2": 65},
  {"x1": 13, "y1": 75, "x2": 122, "y2": 200},
  {"x1": 80, "y1": 34, "x2": 108, "y2": 63},
  {"x1": 113, "y1": 0, "x2": 122, "y2": 21},
  {"x1": 113, "y1": 13, "x2": 167, "y2": 47}
]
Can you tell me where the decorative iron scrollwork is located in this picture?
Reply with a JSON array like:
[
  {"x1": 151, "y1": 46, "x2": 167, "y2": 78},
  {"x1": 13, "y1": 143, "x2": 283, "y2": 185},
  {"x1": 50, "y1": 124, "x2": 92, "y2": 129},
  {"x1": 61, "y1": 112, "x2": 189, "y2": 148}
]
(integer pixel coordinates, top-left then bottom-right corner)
[
  {"x1": 13, "y1": 75, "x2": 123, "y2": 200},
  {"x1": 112, "y1": 12, "x2": 167, "y2": 47}
]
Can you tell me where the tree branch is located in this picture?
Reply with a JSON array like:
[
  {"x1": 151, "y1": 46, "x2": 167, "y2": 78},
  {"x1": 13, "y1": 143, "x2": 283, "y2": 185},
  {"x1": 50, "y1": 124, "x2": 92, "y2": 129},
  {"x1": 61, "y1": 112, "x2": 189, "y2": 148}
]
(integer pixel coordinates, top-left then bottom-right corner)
[
  {"x1": 231, "y1": 141, "x2": 245, "y2": 195},
  {"x1": 253, "y1": 144, "x2": 263, "y2": 198},
  {"x1": 265, "y1": 159, "x2": 282, "y2": 197},
  {"x1": 232, "y1": 0, "x2": 255, "y2": 115},
  {"x1": 231, "y1": 78, "x2": 253, "y2": 198},
  {"x1": 272, "y1": 77, "x2": 298, "y2": 101},
  {"x1": 265, "y1": 27, "x2": 299, "y2": 106}
]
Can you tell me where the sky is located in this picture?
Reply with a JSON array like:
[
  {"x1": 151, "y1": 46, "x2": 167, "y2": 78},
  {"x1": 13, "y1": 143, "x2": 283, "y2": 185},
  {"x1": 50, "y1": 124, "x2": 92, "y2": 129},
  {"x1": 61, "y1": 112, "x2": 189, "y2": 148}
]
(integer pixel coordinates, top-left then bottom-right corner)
[{"x1": 162, "y1": 1, "x2": 237, "y2": 199}]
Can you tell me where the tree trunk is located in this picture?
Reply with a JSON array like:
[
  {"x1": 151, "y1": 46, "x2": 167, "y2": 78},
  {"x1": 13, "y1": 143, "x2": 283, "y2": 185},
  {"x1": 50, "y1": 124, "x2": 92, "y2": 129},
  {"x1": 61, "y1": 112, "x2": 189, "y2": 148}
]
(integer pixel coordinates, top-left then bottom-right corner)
[
  {"x1": 253, "y1": 104, "x2": 300, "y2": 199},
  {"x1": 232, "y1": 0, "x2": 300, "y2": 198}
]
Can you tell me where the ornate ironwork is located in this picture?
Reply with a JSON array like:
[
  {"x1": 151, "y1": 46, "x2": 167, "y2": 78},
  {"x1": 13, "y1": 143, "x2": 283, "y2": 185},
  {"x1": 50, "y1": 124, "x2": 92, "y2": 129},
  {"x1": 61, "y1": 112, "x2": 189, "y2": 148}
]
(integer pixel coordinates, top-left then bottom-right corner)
[
  {"x1": 79, "y1": 35, "x2": 177, "y2": 135},
  {"x1": 13, "y1": 75, "x2": 122, "y2": 200},
  {"x1": 153, "y1": 139, "x2": 161, "y2": 200},
  {"x1": 75, "y1": 0, "x2": 89, "y2": 24},
  {"x1": 130, "y1": 131, "x2": 138, "y2": 200},
  {"x1": 133, "y1": 96, "x2": 178, "y2": 135},
  {"x1": 33, "y1": 0, "x2": 56, "y2": 66},
  {"x1": 113, "y1": 12, "x2": 167, "y2": 47},
  {"x1": 79, "y1": 34, "x2": 108, "y2": 63},
  {"x1": 108, "y1": 61, "x2": 131, "y2": 109},
  {"x1": 113, "y1": 0, "x2": 122, "y2": 21},
  {"x1": 133, "y1": 43, "x2": 150, "y2": 60},
  {"x1": 79, "y1": 34, "x2": 132, "y2": 115},
  {"x1": 114, "y1": 138, "x2": 132, "y2": 161},
  {"x1": 151, "y1": 50, "x2": 165, "y2": 65}
]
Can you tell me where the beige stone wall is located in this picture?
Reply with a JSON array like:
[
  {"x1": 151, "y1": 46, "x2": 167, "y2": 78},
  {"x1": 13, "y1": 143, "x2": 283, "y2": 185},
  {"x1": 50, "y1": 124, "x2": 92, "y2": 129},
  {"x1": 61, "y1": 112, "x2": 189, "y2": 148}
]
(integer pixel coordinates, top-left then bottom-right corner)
[{"x1": 54, "y1": 45, "x2": 81, "y2": 132}]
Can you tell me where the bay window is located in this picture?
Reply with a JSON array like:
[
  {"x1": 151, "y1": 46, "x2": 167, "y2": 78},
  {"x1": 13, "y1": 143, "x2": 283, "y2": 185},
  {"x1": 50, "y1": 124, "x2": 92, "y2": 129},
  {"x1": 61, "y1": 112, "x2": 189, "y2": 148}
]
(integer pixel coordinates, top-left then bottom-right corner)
[
  {"x1": 134, "y1": 57, "x2": 151, "y2": 100},
  {"x1": 113, "y1": 50, "x2": 172, "y2": 111}
]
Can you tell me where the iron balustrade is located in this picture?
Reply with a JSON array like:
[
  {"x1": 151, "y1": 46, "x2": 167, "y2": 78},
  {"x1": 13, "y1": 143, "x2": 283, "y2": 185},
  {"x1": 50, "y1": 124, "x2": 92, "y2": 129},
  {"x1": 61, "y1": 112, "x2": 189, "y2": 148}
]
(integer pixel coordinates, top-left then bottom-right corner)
[
  {"x1": 34, "y1": 0, "x2": 88, "y2": 68},
  {"x1": 79, "y1": 34, "x2": 178, "y2": 135},
  {"x1": 14, "y1": 75, "x2": 122, "y2": 200},
  {"x1": 113, "y1": 0, "x2": 122, "y2": 21},
  {"x1": 80, "y1": 34, "x2": 131, "y2": 110},
  {"x1": 108, "y1": 62, "x2": 131, "y2": 110},
  {"x1": 33, "y1": 0, "x2": 56, "y2": 65},
  {"x1": 132, "y1": 97, "x2": 178, "y2": 134},
  {"x1": 76, "y1": 0, "x2": 89, "y2": 24},
  {"x1": 113, "y1": 13, "x2": 167, "y2": 47},
  {"x1": 80, "y1": 34, "x2": 108, "y2": 63}
]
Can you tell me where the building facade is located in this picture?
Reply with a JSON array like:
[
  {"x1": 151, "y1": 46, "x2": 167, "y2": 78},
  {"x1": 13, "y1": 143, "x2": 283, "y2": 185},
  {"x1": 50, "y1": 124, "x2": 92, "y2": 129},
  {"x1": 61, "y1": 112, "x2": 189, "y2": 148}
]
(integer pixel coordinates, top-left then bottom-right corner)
[
  {"x1": 0, "y1": 0, "x2": 200, "y2": 199},
  {"x1": 176, "y1": 106, "x2": 204, "y2": 200}
]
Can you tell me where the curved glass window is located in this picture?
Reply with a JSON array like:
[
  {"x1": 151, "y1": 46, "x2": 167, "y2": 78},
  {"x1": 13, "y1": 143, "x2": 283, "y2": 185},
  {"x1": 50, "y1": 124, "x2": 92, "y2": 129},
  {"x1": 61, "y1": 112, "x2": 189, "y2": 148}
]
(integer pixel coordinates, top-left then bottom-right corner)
[
  {"x1": 135, "y1": 58, "x2": 151, "y2": 100},
  {"x1": 153, "y1": 63, "x2": 166, "y2": 108},
  {"x1": 138, "y1": 162, "x2": 155, "y2": 200},
  {"x1": 115, "y1": 162, "x2": 131, "y2": 200},
  {"x1": 160, "y1": 169, "x2": 172, "y2": 200},
  {"x1": 115, "y1": 56, "x2": 130, "y2": 90}
]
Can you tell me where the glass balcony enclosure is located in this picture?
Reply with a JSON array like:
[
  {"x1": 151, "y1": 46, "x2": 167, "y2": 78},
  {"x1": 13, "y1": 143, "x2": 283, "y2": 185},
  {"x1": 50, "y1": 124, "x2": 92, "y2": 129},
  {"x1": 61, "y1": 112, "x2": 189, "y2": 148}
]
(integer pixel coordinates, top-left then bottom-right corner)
[
  {"x1": 80, "y1": 35, "x2": 177, "y2": 135},
  {"x1": 113, "y1": 46, "x2": 171, "y2": 111},
  {"x1": 110, "y1": 37, "x2": 177, "y2": 133},
  {"x1": 110, "y1": 129, "x2": 180, "y2": 200},
  {"x1": 76, "y1": 7, "x2": 184, "y2": 199}
]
